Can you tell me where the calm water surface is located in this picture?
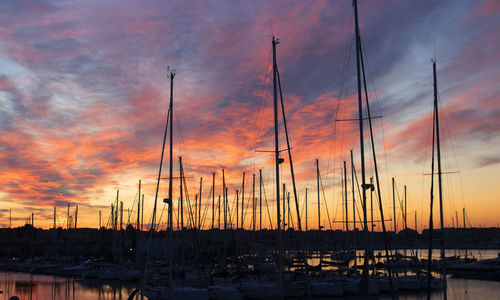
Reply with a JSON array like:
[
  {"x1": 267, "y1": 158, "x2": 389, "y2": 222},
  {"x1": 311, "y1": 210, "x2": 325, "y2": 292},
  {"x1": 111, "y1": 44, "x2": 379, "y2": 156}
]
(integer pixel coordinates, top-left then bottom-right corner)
[
  {"x1": 1, "y1": 249, "x2": 498, "y2": 299},
  {"x1": 2, "y1": 272, "x2": 499, "y2": 300},
  {"x1": 0, "y1": 272, "x2": 138, "y2": 300}
]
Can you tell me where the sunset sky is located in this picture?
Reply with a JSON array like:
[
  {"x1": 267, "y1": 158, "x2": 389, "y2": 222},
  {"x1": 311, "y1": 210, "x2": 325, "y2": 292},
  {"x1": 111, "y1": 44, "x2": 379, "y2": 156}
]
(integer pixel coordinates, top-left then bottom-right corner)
[{"x1": 1, "y1": 0, "x2": 499, "y2": 230}]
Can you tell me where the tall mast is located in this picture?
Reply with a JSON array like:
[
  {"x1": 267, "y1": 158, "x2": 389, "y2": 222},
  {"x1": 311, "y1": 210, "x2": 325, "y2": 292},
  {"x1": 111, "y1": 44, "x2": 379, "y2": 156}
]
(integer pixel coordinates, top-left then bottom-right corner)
[
  {"x1": 305, "y1": 188, "x2": 308, "y2": 231},
  {"x1": 427, "y1": 74, "x2": 437, "y2": 293},
  {"x1": 463, "y1": 208, "x2": 467, "y2": 259},
  {"x1": 236, "y1": 190, "x2": 239, "y2": 229},
  {"x1": 115, "y1": 192, "x2": 119, "y2": 230},
  {"x1": 151, "y1": 68, "x2": 173, "y2": 233},
  {"x1": 195, "y1": 195, "x2": 198, "y2": 229},
  {"x1": 287, "y1": 192, "x2": 291, "y2": 229},
  {"x1": 344, "y1": 161, "x2": 348, "y2": 232},
  {"x1": 316, "y1": 159, "x2": 321, "y2": 231},
  {"x1": 283, "y1": 183, "x2": 286, "y2": 230},
  {"x1": 212, "y1": 172, "x2": 215, "y2": 230},
  {"x1": 351, "y1": 150, "x2": 355, "y2": 232},
  {"x1": 67, "y1": 203, "x2": 70, "y2": 230},
  {"x1": 194, "y1": 195, "x2": 198, "y2": 229},
  {"x1": 354, "y1": 0, "x2": 369, "y2": 289},
  {"x1": 415, "y1": 211, "x2": 417, "y2": 232},
  {"x1": 253, "y1": 173, "x2": 256, "y2": 231},
  {"x1": 167, "y1": 69, "x2": 174, "y2": 298},
  {"x1": 236, "y1": 188, "x2": 239, "y2": 229},
  {"x1": 358, "y1": 35, "x2": 395, "y2": 292},
  {"x1": 404, "y1": 185, "x2": 407, "y2": 230},
  {"x1": 222, "y1": 169, "x2": 226, "y2": 230},
  {"x1": 137, "y1": 180, "x2": 141, "y2": 230},
  {"x1": 241, "y1": 172, "x2": 245, "y2": 229},
  {"x1": 225, "y1": 187, "x2": 229, "y2": 228},
  {"x1": 434, "y1": 60, "x2": 446, "y2": 287},
  {"x1": 272, "y1": 36, "x2": 284, "y2": 300},
  {"x1": 392, "y1": 177, "x2": 396, "y2": 232},
  {"x1": 199, "y1": 177, "x2": 203, "y2": 229},
  {"x1": 370, "y1": 177, "x2": 374, "y2": 231},
  {"x1": 463, "y1": 208, "x2": 466, "y2": 229},
  {"x1": 180, "y1": 156, "x2": 184, "y2": 230},
  {"x1": 259, "y1": 169, "x2": 262, "y2": 231},
  {"x1": 136, "y1": 182, "x2": 141, "y2": 264}
]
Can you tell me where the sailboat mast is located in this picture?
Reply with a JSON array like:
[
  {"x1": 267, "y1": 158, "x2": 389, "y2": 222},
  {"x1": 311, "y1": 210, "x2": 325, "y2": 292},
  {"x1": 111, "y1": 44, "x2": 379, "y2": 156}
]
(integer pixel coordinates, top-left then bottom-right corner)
[
  {"x1": 392, "y1": 177, "x2": 396, "y2": 232},
  {"x1": 305, "y1": 188, "x2": 308, "y2": 231},
  {"x1": 212, "y1": 172, "x2": 215, "y2": 230},
  {"x1": 434, "y1": 60, "x2": 446, "y2": 284},
  {"x1": 404, "y1": 185, "x2": 407, "y2": 230},
  {"x1": 370, "y1": 177, "x2": 374, "y2": 231},
  {"x1": 167, "y1": 69, "x2": 174, "y2": 298},
  {"x1": 199, "y1": 177, "x2": 203, "y2": 229},
  {"x1": 180, "y1": 156, "x2": 184, "y2": 230},
  {"x1": 236, "y1": 190, "x2": 239, "y2": 229},
  {"x1": 354, "y1": 0, "x2": 369, "y2": 289},
  {"x1": 137, "y1": 180, "x2": 141, "y2": 230},
  {"x1": 283, "y1": 183, "x2": 286, "y2": 230},
  {"x1": 259, "y1": 169, "x2": 262, "y2": 231},
  {"x1": 316, "y1": 158, "x2": 320, "y2": 231},
  {"x1": 351, "y1": 150, "x2": 355, "y2": 231},
  {"x1": 344, "y1": 161, "x2": 348, "y2": 232},
  {"x1": 223, "y1": 169, "x2": 226, "y2": 230},
  {"x1": 426, "y1": 77, "x2": 437, "y2": 292},
  {"x1": 272, "y1": 36, "x2": 284, "y2": 300},
  {"x1": 241, "y1": 171, "x2": 245, "y2": 229},
  {"x1": 253, "y1": 173, "x2": 256, "y2": 231}
]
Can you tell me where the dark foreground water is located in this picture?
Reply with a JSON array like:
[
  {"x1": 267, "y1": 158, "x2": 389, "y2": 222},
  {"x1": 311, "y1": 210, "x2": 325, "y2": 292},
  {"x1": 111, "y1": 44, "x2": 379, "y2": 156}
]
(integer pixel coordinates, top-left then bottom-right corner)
[
  {"x1": 0, "y1": 272, "x2": 138, "y2": 300},
  {"x1": 1, "y1": 250, "x2": 499, "y2": 299},
  {"x1": 1, "y1": 272, "x2": 499, "y2": 300},
  {"x1": 379, "y1": 279, "x2": 500, "y2": 300}
]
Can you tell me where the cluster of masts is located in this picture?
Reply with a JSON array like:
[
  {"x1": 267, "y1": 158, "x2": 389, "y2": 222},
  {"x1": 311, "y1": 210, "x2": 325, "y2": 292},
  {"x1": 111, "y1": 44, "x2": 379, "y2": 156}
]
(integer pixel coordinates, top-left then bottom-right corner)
[{"x1": 2, "y1": 1, "x2": 467, "y2": 298}]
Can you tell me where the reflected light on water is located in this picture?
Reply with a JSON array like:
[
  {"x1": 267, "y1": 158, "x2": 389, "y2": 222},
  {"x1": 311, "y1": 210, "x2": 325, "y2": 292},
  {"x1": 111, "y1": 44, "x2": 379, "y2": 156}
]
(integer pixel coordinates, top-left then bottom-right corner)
[{"x1": 0, "y1": 272, "x2": 138, "y2": 300}]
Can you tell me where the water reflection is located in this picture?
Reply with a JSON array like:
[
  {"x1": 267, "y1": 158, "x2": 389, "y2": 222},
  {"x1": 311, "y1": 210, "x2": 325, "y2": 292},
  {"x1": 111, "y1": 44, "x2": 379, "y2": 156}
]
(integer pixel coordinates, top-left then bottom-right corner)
[
  {"x1": 0, "y1": 250, "x2": 498, "y2": 299},
  {"x1": 0, "y1": 272, "x2": 138, "y2": 300}
]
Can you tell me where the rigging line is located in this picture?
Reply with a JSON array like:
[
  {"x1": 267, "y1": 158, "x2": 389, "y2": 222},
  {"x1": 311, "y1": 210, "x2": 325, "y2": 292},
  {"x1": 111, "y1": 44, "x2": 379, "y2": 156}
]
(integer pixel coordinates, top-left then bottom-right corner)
[
  {"x1": 352, "y1": 162, "x2": 364, "y2": 225},
  {"x1": 395, "y1": 185, "x2": 406, "y2": 228},
  {"x1": 329, "y1": 17, "x2": 354, "y2": 183},
  {"x1": 156, "y1": 202, "x2": 167, "y2": 230},
  {"x1": 261, "y1": 169, "x2": 274, "y2": 230},
  {"x1": 183, "y1": 173, "x2": 197, "y2": 230},
  {"x1": 249, "y1": 47, "x2": 273, "y2": 169},
  {"x1": 126, "y1": 188, "x2": 140, "y2": 223},
  {"x1": 200, "y1": 184, "x2": 213, "y2": 230},
  {"x1": 326, "y1": 19, "x2": 353, "y2": 199},
  {"x1": 300, "y1": 188, "x2": 307, "y2": 224},
  {"x1": 439, "y1": 101, "x2": 465, "y2": 215},
  {"x1": 360, "y1": 41, "x2": 393, "y2": 206},
  {"x1": 439, "y1": 97, "x2": 466, "y2": 209},
  {"x1": 319, "y1": 171, "x2": 334, "y2": 230}
]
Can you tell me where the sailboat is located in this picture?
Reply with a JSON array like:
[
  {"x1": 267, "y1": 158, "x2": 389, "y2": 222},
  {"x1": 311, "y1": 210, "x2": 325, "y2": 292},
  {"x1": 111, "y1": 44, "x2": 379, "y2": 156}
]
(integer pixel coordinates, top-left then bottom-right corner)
[
  {"x1": 345, "y1": 0, "x2": 398, "y2": 295},
  {"x1": 139, "y1": 69, "x2": 209, "y2": 300}
]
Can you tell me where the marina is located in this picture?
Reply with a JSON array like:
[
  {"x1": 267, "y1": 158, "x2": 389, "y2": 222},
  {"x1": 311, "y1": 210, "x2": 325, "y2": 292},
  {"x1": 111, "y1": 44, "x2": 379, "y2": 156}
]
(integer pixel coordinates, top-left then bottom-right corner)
[{"x1": 1, "y1": 0, "x2": 499, "y2": 299}]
